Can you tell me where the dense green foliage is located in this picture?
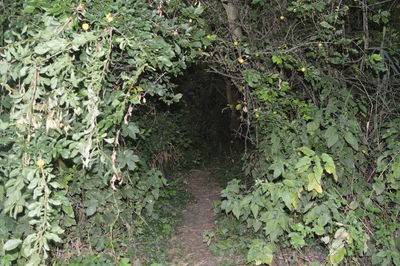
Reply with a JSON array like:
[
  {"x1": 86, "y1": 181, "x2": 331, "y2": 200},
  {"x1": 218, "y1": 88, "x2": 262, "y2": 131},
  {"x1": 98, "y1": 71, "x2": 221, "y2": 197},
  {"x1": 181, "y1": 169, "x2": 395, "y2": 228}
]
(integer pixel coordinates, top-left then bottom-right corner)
[
  {"x1": 203, "y1": 0, "x2": 399, "y2": 264},
  {"x1": 0, "y1": 0, "x2": 209, "y2": 264},
  {"x1": 1, "y1": 0, "x2": 399, "y2": 265}
]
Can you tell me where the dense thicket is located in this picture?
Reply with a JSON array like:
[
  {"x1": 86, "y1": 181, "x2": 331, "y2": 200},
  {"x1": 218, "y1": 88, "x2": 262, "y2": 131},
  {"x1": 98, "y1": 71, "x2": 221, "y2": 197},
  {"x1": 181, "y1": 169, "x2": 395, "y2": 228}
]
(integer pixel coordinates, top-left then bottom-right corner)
[
  {"x1": 0, "y1": 0, "x2": 399, "y2": 265},
  {"x1": 204, "y1": 0, "x2": 399, "y2": 264}
]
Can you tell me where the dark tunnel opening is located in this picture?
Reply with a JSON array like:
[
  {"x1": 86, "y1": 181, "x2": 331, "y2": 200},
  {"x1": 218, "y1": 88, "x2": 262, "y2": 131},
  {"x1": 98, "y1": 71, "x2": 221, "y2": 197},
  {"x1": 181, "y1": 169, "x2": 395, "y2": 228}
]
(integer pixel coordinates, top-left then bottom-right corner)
[
  {"x1": 172, "y1": 64, "x2": 245, "y2": 158},
  {"x1": 135, "y1": 64, "x2": 246, "y2": 177}
]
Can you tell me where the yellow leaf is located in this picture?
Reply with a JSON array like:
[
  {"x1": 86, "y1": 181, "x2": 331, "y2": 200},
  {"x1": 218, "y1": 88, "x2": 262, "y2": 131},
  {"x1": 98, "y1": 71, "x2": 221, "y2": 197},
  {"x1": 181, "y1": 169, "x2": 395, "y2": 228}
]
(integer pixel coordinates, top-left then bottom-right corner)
[
  {"x1": 329, "y1": 255, "x2": 334, "y2": 265},
  {"x1": 307, "y1": 173, "x2": 323, "y2": 194},
  {"x1": 315, "y1": 183, "x2": 323, "y2": 194}
]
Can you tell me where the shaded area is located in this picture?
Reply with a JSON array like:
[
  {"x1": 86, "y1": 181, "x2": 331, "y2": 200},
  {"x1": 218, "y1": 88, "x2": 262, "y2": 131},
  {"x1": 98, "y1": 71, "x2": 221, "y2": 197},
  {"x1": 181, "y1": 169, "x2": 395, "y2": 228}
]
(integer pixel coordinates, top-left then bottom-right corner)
[
  {"x1": 168, "y1": 169, "x2": 226, "y2": 265},
  {"x1": 173, "y1": 65, "x2": 243, "y2": 157}
]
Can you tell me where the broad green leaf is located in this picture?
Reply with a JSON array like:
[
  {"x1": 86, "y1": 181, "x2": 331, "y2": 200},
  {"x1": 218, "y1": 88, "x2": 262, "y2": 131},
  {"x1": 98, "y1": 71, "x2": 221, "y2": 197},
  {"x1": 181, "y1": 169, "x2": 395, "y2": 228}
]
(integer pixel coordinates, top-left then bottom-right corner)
[
  {"x1": 0, "y1": 61, "x2": 9, "y2": 75},
  {"x1": 247, "y1": 240, "x2": 274, "y2": 265},
  {"x1": 320, "y1": 21, "x2": 334, "y2": 29},
  {"x1": 270, "y1": 160, "x2": 285, "y2": 179},
  {"x1": 241, "y1": 195, "x2": 253, "y2": 208},
  {"x1": 289, "y1": 232, "x2": 305, "y2": 247},
  {"x1": 298, "y1": 146, "x2": 315, "y2": 156},
  {"x1": 349, "y1": 201, "x2": 359, "y2": 210},
  {"x1": 329, "y1": 247, "x2": 346, "y2": 264},
  {"x1": 372, "y1": 182, "x2": 385, "y2": 195},
  {"x1": 47, "y1": 39, "x2": 69, "y2": 51},
  {"x1": 44, "y1": 232, "x2": 62, "y2": 243},
  {"x1": 34, "y1": 44, "x2": 50, "y2": 55},
  {"x1": 23, "y1": 5, "x2": 36, "y2": 14},
  {"x1": 282, "y1": 179, "x2": 297, "y2": 188},
  {"x1": 281, "y1": 191, "x2": 293, "y2": 210},
  {"x1": 344, "y1": 131, "x2": 359, "y2": 151},
  {"x1": 253, "y1": 219, "x2": 262, "y2": 232},
  {"x1": 295, "y1": 156, "x2": 312, "y2": 171},
  {"x1": 307, "y1": 121, "x2": 319, "y2": 133},
  {"x1": 4, "y1": 239, "x2": 22, "y2": 251},
  {"x1": 272, "y1": 55, "x2": 283, "y2": 65},
  {"x1": 307, "y1": 173, "x2": 322, "y2": 194},
  {"x1": 243, "y1": 69, "x2": 261, "y2": 87},
  {"x1": 321, "y1": 153, "x2": 338, "y2": 181},
  {"x1": 62, "y1": 205, "x2": 75, "y2": 218},
  {"x1": 313, "y1": 156, "x2": 323, "y2": 178},
  {"x1": 86, "y1": 205, "x2": 97, "y2": 216},
  {"x1": 251, "y1": 202, "x2": 259, "y2": 218},
  {"x1": 232, "y1": 201, "x2": 241, "y2": 219},
  {"x1": 369, "y1": 54, "x2": 382, "y2": 64},
  {"x1": 325, "y1": 126, "x2": 339, "y2": 147}
]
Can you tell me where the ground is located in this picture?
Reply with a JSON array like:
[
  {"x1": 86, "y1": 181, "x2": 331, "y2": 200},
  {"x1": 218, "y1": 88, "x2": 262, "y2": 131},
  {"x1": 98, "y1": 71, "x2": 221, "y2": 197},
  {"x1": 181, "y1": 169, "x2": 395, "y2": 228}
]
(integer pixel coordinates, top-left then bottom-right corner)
[{"x1": 168, "y1": 169, "x2": 230, "y2": 266}]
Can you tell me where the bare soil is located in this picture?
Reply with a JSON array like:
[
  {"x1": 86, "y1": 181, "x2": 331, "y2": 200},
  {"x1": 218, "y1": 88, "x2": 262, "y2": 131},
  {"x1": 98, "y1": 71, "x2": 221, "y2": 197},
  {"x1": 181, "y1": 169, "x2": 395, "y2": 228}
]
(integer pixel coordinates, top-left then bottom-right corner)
[{"x1": 168, "y1": 169, "x2": 224, "y2": 266}]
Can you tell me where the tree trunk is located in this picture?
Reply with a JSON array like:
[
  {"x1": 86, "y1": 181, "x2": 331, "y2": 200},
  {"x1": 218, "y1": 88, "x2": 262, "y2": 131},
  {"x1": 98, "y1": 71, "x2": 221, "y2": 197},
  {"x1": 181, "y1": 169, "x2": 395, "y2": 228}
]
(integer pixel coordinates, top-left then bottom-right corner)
[
  {"x1": 221, "y1": 0, "x2": 242, "y2": 134},
  {"x1": 224, "y1": 78, "x2": 239, "y2": 132},
  {"x1": 221, "y1": 0, "x2": 242, "y2": 41}
]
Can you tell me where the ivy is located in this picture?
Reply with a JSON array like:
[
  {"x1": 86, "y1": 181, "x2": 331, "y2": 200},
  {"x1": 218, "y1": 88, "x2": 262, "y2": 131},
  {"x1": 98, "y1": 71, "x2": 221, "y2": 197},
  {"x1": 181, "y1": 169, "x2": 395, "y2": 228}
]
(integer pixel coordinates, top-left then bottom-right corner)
[{"x1": 0, "y1": 0, "x2": 209, "y2": 264}]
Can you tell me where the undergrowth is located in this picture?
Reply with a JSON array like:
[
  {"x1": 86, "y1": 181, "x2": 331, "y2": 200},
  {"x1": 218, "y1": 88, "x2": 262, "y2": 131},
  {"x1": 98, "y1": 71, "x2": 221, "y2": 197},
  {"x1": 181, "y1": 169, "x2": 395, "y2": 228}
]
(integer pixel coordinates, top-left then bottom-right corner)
[{"x1": 53, "y1": 177, "x2": 191, "y2": 265}]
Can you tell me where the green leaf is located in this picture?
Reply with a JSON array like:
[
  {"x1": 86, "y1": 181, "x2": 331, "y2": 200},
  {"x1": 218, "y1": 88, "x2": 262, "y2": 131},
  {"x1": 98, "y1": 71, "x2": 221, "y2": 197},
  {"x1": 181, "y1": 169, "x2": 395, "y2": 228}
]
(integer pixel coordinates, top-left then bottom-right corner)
[
  {"x1": 243, "y1": 69, "x2": 261, "y2": 87},
  {"x1": 329, "y1": 247, "x2": 346, "y2": 264},
  {"x1": 251, "y1": 202, "x2": 259, "y2": 218},
  {"x1": 270, "y1": 160, "x2": 285, "y2": 179},
  {"x1": 0, "y1": 61, "x2": 10, "y2": 75},
  {"x1": 247, "y1": 239, "x2": 274, "y2": 265},
  {"x1": 344, "y1": 131, "x2": 359, "y2": 151},
  {"x1": 325, "y1": 126, "x2": 339, "y2": 148},
  {"x1": 86, "y1": 205, "x2": 97, "y2": 217},
  {"x1": 23, "y1": 5, "x2": 36, "y2": 14},
  {"x1": 45, "y1": 232, "x2": 62, "y2": 243},
  {"x1": 372, "y1": 182, "x2": 385, "y2": 195},
  {"x1": 295, "y1": 156, "x2": 312, "y2": 170},
  {"x1": 119, "y1": 258, "x2": 131, "y2": 266},
  {"x1": 321, "y1": 153, "x2": 338, "y2": 181},
  {"x1": 62, "y1": 205, "x2": 75, "y2": 218},
  {"x1": 320, "y1": 21, "x2": 334, "y2": 29},
  {"x1": 4, "y1": 239, "x2": 22, "y2": 251},
  {"x1": 369, "y1": 54, "x2": 382, "y2": 64},
  {"x1": 307, "y1": 172, "x2": 323, "y2": 194},
  {"x1": 253, "y1": 219, "x2": 262, "y2": 232},
  {"x1": 298, "y1": 146, "x2": 315, "y2": 156},
  {"x1": 34, "y1": 44, "x2": 50, "y2": 55},
  {"x1": 307, "y1": 121, "x2": 319, "y2": 133},
  {"x1": 289, "y1": 232, "x2": 305, "y2": 247},
  {"x1": 272, "y1": 55, "x2": 283, "y2": 65},
  {"x1": 232, "y1": 201, "x2": 241, "y2": 219},
  {"x1": 47, "y1": 39, "x2": 69, "y2": 51},
  {"x1": 122, "y1": 123, "x2": 140, "y2": 139}
]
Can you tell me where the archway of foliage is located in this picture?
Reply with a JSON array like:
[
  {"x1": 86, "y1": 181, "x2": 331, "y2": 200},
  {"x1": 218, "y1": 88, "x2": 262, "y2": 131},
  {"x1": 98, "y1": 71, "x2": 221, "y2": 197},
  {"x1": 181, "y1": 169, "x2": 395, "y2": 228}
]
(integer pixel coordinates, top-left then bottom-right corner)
[
  {"x1": 202, "y1": 0, "x2": 399, "y2": 265},
  {"x1": 0, "y1": 0, "x2": 399, "y2": 265},
  {"x1": 0, "y1": 0, "x2": 212, "y2": 264}
]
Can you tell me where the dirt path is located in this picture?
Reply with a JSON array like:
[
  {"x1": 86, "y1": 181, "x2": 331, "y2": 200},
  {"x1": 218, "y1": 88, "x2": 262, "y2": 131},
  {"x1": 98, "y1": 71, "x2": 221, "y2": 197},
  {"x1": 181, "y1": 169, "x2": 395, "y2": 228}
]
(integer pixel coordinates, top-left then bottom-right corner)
[{"x1": 169, "y1": 169, "x2": 222, "y2": 266}]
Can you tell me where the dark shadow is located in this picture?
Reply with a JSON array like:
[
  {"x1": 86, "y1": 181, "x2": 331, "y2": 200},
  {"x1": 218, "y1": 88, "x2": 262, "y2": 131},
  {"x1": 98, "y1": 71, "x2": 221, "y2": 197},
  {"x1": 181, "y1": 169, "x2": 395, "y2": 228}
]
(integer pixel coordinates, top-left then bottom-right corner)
[{"x1": 172, "y1": 64, "x2": 244, "y2": 159}]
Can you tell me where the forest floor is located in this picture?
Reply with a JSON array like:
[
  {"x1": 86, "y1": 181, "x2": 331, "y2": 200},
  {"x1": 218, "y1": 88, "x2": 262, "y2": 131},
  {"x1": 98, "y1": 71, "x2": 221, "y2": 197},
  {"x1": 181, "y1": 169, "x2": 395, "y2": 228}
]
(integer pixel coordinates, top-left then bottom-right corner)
[{"x1": 168, "y1": 169, "x2": 231, "y2": 266}]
